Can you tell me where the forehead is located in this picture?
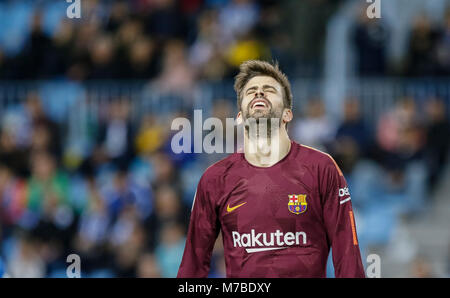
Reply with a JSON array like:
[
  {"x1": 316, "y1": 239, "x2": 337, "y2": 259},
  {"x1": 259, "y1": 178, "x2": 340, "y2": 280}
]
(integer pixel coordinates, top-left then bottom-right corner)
[{"x1": 243, "y1": 76, "x2": 282, "y2": 91}]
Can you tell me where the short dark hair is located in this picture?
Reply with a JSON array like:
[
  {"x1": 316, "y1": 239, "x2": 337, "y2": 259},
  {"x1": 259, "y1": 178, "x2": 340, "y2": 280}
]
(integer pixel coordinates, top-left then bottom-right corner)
[{"x1": 234, "y1": 60, "x2": 293, "y2": 111}]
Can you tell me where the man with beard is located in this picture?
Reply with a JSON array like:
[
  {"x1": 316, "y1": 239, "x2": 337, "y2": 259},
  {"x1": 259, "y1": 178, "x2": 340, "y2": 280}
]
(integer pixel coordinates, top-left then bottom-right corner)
[{"x1": 177, "y1": 60, "x2": 365, "y2": 278}]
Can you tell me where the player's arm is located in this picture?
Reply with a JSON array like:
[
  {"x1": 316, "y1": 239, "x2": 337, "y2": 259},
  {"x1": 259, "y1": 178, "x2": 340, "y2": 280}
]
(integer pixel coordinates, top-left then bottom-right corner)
[
  {"x1": 321, "y1": 156, "x2": 365, "y2": 278},
  {"x1": 177, "y1": 176, "x2": 220, "y2": 278}
]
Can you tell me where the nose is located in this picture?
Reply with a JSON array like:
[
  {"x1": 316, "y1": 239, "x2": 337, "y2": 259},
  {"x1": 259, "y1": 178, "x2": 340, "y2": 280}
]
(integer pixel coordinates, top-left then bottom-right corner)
[{"x1": 255, "y1": 89, "x2": 265, "y2": 98}]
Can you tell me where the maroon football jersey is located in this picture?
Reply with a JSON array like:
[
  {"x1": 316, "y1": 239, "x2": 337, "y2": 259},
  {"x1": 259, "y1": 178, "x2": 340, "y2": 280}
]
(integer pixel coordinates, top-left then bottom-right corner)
[{"x1": 177, "y1": 141, "x2": 365, "y2": 278}]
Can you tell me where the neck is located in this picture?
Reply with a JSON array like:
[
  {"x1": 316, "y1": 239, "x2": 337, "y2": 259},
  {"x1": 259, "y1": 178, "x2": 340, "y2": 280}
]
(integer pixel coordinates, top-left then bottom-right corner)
[{"x1": 244, "y1": 125, "x2": 291, "y2": 167}]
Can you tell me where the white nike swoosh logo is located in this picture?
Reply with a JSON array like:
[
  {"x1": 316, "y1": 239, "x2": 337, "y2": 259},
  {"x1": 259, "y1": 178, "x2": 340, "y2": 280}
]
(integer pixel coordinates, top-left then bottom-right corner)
[{"x1": 245, "y1": 247, "x2": 288, "y2": 253}]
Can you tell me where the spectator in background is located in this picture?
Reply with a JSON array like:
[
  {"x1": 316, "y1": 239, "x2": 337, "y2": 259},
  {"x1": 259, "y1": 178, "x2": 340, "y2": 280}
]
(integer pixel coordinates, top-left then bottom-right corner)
[
  {"x1": 136, "y1": 253, "x2": 162, "y2": 278},
  {"x1": 352, "y1": 7, "x2": 389, "y2": 76},
  {"x1": 101, "y1": 169, "x2": 152, "y2": 222},
  {"x1": 115, "y1": 19, "x2": 145, "y2": 58},
  {"x1": 424, "y1": 97, "x2": 450, "y2": 192},
  {"x1": 31, "y1": 123, "x2": 60, "y2": 162},
  {"x1": 26, "y1": 93, "x2": 62, "y2": 162},
  {"x1": 124, "y1": 37, "x2": 159, "y2": 80},
  {"x1": 154, "y1": 39, "x2": 196, "y2": 95},
  {"x1": 335, "y1": 98, "x2": 371, "y2": 157},
  {"x1": 374, "y1": 98, "x2": 428, "y2": 216},
  {"x1": 135, "y1": 113, "x2": 167, "y2": 156},
  {"x1": 145, "y1": 185, "x2": 189, "y2": 251},
  {"x1": 109, "y1": 206, "x2": 147, "y2": 277},
  {"x1": 376, "y1": 97, "x2": 426, "y2": 165},
  {"x1": 66, "y1": 22, "x2": 100, "y2": 81},
  {"x1": 218, "y1": 0, "x2": 260, "y2": 45},
  {"x1": 73, "y1": 177, "x2": 112, "y2": 275},
  {"x1": 150, "y1": 152, "x2": 182, "y2": 192},
  {"x1": 435, "y1": 9, "x2": 450, "y2": 76},
  {"x1": 96, "y1": 98, "x2": 136, "y2": 168},
  {"x1": 0, "y1": 48, "x2": 15, "y2": 79},
  {"x1": 203, "y1": 99, "x2": 236, "y2": 165},
  {"x1": 405, "y1": 14, "x2": 440, "y2": 77},
  {"x1": 47, "y1": 20, "x2": 76, "y2": 78},
  {"x1": 105, "y1": 1, "x2": 130, "y2": 33},
  {"x1": 225, "y1": 29, "x2": 271, "y2": 70},
  {"x1": 154, "y1": 222, "x2": 186, "y2": 277},
  {"x1": 144, "y1": 0, "x2": 188, "y2": 43},
  {"x1": 26, "y1": 151, "x2": 72, "y2": 231},
  {"x1": 280, "y1": 0, "x2": 341, "y2": 76},
  {"x1": 111, "y1": 15, "x2": 162, "y2": 80},
  {"x1": 292, "y1": 98, "x2": 336, "y2": 150},
  {"x1": 409, "y1": 255, "x2": 435, "y2": 278},
  {"x1": 256, "y1": 2, "x2": 294, "y2": 76},
  {"x1": 0, "y1": 164, "x2": 27, "y2": 227},
  {"x1": 7, "y1": 232, "x2": 46, "y2": 278},
  {"x1": 87, "y1": 34, "x2": 119, "y2": 79},
  {"x1": 19, "y1": 11, "x2": 52, "y2": 79},
  {"x1": 330, "y1": 134, "x2": 361, "y2": 178},
  {"x1": 0, "y1": 126, "x2": 30, "y2": 178},
  {"x1": 44, "y1": 19, "x2": 75, "y2": 78},
  {"x1": 188, "y1": 9, "x2": 230, "y2": 81}
]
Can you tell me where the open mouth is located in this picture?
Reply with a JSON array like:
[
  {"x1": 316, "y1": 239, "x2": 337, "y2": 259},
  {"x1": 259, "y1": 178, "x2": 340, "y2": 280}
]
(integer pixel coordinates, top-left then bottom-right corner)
[{"x1": 250, "y1": 98, "x2": 270, "y2": 110}]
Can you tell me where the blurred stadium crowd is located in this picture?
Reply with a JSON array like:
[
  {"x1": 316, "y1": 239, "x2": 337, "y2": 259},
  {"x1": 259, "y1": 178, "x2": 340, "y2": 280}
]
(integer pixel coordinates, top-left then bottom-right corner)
[{"x1": 0, "y1": 0, "x2": 449, "y2": 277}]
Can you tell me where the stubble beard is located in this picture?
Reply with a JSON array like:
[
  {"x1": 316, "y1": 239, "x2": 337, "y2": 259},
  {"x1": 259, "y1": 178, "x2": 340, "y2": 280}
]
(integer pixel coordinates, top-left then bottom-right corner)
[{"x1": 242, "y1": 104, "x2": 283, "y2": 139}]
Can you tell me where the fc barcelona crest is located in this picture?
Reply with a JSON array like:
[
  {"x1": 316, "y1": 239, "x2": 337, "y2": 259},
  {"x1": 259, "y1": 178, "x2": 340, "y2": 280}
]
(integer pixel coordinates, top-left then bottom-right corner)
[{"x1": 288, "y1": 194, "x2": 307, "y2": 215}]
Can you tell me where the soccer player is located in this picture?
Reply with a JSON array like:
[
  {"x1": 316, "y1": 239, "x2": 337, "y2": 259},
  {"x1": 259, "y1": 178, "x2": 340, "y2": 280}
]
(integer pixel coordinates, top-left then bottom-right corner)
[{"x1": 177, "y1": 60, "x2": 365, "y2": 278}]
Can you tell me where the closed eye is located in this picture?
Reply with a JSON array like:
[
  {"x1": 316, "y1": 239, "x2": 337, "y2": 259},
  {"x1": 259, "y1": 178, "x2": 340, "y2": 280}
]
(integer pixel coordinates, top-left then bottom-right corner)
[
  {"x1": 263, "y1": 85, "x2": 277, "y2": 93},
  {"x1": 245, "y1": 87, "x2": 257, "y2": 95}
]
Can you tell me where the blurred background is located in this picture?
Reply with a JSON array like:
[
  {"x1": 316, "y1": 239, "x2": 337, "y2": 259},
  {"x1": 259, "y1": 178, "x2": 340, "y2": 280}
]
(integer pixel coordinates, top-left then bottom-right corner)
[{"x1": 0, "y1": 0, "x2": 449, "y2": 278}]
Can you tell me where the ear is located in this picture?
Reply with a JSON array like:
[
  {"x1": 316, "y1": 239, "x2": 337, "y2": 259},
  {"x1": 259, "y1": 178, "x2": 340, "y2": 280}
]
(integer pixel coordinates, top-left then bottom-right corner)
[
  {"x1": 282, "y1": 109, "x2": 293, "y2": 124},
  {"x1": 236, "y1": 111, "x2": 243, "y2": 125}
]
